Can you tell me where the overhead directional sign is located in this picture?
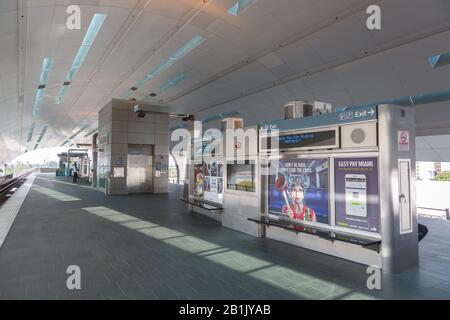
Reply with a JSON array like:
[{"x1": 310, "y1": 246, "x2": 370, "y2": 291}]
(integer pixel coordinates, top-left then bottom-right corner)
[{"x1": 261, "y1": 106, "x2": 378, "y2": 132}]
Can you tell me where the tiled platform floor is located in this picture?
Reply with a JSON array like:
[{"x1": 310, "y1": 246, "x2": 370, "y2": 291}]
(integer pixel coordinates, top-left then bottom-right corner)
[{"x1": 0, "y1": 173, "x2": 449, "y2": 300}]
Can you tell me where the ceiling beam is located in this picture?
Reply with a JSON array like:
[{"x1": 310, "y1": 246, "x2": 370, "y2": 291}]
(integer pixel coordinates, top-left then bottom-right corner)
[{"x1": 16, "y1": 0, "x2": 28, "y2": 159}]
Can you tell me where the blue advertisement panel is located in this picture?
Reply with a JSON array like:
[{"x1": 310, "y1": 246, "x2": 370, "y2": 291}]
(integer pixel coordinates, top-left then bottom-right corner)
[
  {"x1": 334, "y1": 157, "x2": 380, "y2": 233},
  {"x1": 268, "y1": 159, "x2": 329, "y2": 224}
]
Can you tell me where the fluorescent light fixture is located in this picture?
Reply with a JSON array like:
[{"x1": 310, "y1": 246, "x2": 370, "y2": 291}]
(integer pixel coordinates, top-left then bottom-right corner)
[
  {"x1": 82, "y1": 14, "x2": 107, "y2": 46},
  {"x1": 27, "y1": 122, "x2": 36, "y2": 143},
  {"x1": 429, "y1": 51, "x2": 450, "y2": 68},
  {"x1": 121, "y1": 90, "x2": 133, "y2": 99},
  {"x1": 61, "y1": 140, "x2": 69, "y2": 147},
  {"x1": 39, "y1": 58, "x2": 54, "y2": 84},
  {"x1": 56, "y1": 85, "x2": 68, "y2": 105},
  {"x1": 36, "y1": 126, "x2": 48, "y2": 144},
  {"x1": 34, "y1": 144, "x2": 39, "y2": 150},
  {"x1": 157, "y1": 74, "x2": 187, "y2": 94},
  {"x1": 33, "y1": 58, "x2": 54, "y2": 116},
  {"x1": 123, "y1": 36, "x2": 204, "y2": 98},
  {"x1": 56, "y1": 13, "x2": 107, "y2": 104},
  {"x1": 228, "y1": 0, "x2": 257, "y2": 16},
  {"x1": 32, "y1": 87, "x2": 46, "y2": 116},
  {"x1": 336, "y1": 88, "x2": 450, "y2": 111},
  {"x1": 69, "y1": 125, "x2": 89, "y2": 140}
]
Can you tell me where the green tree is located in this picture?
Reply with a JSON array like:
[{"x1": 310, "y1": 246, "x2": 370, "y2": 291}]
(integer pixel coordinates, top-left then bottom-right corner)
[{"x1": 435, "y1": 171, "x2": 450, "y2": 181}]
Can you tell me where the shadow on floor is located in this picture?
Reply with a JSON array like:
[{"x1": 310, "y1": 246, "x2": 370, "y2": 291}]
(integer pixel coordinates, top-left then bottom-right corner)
[{"x1": 0, "y1": 174, "x2": 449, "y2": 300}]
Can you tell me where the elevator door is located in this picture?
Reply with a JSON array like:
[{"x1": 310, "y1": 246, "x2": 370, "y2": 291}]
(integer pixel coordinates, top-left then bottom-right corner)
[{"x1": 127, "y1": 155, "x2": 153, "y2": 193}]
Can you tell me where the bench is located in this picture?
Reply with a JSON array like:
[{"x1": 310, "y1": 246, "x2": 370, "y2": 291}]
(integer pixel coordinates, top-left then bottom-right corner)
[
  {"x1": 180, "y1": 198, "x2": 223, "y2": 212},
  {"x1": 248, "y1": 217, "x2": 381, "y2": 253}
]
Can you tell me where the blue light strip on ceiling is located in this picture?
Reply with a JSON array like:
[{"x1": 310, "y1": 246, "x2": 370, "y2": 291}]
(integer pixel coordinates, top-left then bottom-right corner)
[
  {"x1": 56, "y1": 14, "x2": 107, "y2": 104},
  {"x1": 123, "y1": 36, "x2": 204, "y2": 98},
  {"x1": 36, "y1": 126, "x2": 48, "y2": 143},
  {"x1": 143, "y1": 74, "x2": 187, "y2": 101},
  {"x1": 336, "y1": 88, "x2": 450, "y2": 111},
  {"x1": 228, "y1": 0, "x2": 257, "y2": 16},
  {"x1": 39, "y1": 58, "x2": 53, "y2": 84},
  {"x1": 429, "y1": 51, "x2": 450, "y2": 68},
  {"x1": 56, "y1": 85, "x2": 68, "y2": 105},
  {"x1": 69, "y1": 125, "x2": 89, "y2": 140},
  {"x1": 159, "y1": 74, "x2": 187, "y2": 93},
  {"x1": 33, "y1": 58, "x2": 54, "y2": 116},
  {"x1": 27, "y1": 122, "x2": 36, "y2": 143}
]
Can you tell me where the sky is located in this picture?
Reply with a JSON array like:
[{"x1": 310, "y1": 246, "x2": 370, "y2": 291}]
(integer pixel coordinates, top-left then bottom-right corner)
[{"x1": 10, "y1": 147, "x2": 69, "y2": 165}]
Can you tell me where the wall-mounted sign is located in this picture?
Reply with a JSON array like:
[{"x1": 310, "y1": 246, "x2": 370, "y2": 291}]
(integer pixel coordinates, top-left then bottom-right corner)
[
  {"x1": 334, "y1": 157, "x2": 380, "y2": 233},
  {"x1": 398, "y1": 130, "x2": 410, "y2": 151},
  {"x1": 260, "y1": 106, "x2": 377, "y2": 132}
]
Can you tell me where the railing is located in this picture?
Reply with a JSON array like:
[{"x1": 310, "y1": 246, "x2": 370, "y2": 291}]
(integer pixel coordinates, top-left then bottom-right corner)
[
  {"x1": 417, "y1": 206, "x2": 450, "y2": 220},
  {"x1": 0, "y1": 169, "x2": 35, "y2": 196},
  {"x1": 0, "y1": 174, "x2": 13, "y2": 186}
]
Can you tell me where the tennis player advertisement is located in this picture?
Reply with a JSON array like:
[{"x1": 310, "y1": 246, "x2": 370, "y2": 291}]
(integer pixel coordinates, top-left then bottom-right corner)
[{"x1": 268, "y1": 158, "x2": 329, "y2": 224}]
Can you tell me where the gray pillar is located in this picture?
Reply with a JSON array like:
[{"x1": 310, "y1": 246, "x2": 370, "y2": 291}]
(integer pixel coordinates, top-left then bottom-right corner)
[{"x1": 378, "y1": 104, "x2": 419, "y2": 273}]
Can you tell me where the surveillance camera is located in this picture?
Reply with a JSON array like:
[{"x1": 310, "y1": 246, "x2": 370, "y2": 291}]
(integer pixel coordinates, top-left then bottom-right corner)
[
  {"x1": 137, "y1": 110, "x2": 146, "y2": 118},
  {"x1": 182, "y1": 115, "x2": 195, "y2": 122}
]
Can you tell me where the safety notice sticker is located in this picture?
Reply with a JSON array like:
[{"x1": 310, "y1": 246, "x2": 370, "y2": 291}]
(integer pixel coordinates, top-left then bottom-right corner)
[{"x1": 398, "y1": 130, "x2": 410, "y2": 151}]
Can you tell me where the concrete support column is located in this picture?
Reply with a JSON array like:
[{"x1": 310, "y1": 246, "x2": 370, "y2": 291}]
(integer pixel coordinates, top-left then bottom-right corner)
[{"x1": 378, "y1": 104, "x2": 419, "y2": 273}]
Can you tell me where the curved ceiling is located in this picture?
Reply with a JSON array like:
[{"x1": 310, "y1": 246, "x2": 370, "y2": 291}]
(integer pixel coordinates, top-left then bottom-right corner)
[{"x1": 1, "y1": 0, "x2": 450, "y2": 163}]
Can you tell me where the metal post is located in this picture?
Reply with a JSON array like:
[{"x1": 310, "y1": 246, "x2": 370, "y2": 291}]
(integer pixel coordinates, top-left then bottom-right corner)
[{"x1": 446, "y1": 208, "x2": 450, "y2": 220}]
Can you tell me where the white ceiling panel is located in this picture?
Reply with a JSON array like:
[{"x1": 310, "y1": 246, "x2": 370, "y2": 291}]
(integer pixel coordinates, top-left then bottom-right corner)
[
  {"x1": 304, "y1": 15, "x2": 374, "y2": 63},
  {"x1": 2, "y1": 1, "x2": 450, "y2": 161}
]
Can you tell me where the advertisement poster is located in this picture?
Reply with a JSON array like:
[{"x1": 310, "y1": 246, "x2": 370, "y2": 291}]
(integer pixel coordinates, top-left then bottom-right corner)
[
  {"x1": 204, "y1": 160, "x2": 223, "y2": 204},
  {"x1": 268, "y1": 159, "x2": 329, "y2": 224},
  {"x1": 194, "y1": 164, "x2": 204, "y2": 196},
  {"x1": 334, "y1": 157, "x2": 380, "y2": 233}
]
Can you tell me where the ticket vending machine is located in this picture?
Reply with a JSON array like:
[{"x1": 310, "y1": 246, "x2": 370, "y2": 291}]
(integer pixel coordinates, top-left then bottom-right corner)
[{"x1": 258, "y1": 104, "x2": 418, "y2": 273}]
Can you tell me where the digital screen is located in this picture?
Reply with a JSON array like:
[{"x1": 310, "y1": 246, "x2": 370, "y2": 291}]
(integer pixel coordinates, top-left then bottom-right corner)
[
  {"x1": 264, "y1": 130, "x2": 337, "y2": 150},
  {"x1": 279, "y1": 130, "x2": 336, "y2": 149}
]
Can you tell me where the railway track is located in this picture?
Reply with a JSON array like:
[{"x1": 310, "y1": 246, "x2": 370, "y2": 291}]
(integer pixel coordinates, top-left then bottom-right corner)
[{"x1": 0, "y1": 170, "x2": 35, "y2": 206}]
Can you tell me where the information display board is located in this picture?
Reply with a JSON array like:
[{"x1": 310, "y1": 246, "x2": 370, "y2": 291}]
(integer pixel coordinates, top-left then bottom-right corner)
[
  {"x1": 268, "y1": 158, "x2": 329, "y2": 224},
  {"x1": 263, "y1": 128, "x2": 338, "y2": 151},
  {"x1": 334, "y1": 157, "x2": 380, "y2": 233}
]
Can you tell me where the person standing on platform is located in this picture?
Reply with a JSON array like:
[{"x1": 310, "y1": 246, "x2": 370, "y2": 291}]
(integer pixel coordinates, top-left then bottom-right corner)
[{"x1": 72, "y1": 162, "x2": 78, "y2": 183}]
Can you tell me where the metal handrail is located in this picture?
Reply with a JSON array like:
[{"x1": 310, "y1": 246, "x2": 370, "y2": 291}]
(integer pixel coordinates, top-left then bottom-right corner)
[{"x1": 417, "y1": 206, "x2": 450, "y2": 220}]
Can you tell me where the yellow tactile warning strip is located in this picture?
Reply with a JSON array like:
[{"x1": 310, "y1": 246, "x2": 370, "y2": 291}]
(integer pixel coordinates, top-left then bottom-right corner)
[{"x1": 0, "y1": 173, "x2": 36, "y2": 249}]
